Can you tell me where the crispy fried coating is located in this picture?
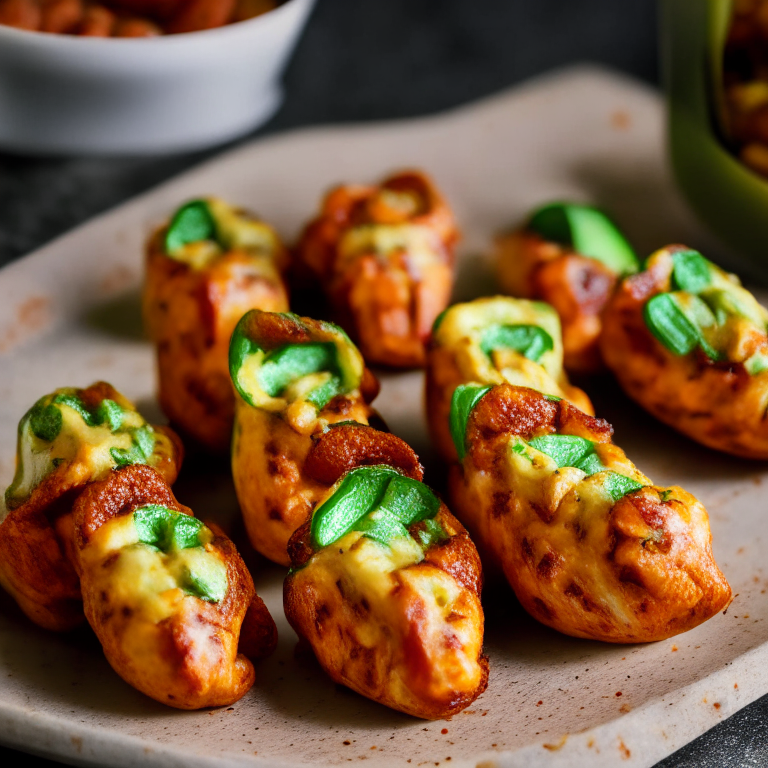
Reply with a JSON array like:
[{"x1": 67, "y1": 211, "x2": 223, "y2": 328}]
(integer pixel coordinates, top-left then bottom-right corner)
[
  {"x1": 496, "y1": 229, "x2": 618, "y2": 374},
  {"x1": 295, "y1": 171, "x2": 459, "y2": 368},
  {"x1": 230, "y1": 311, "x2": 380, "y2": 565},
  {"x1": 426, "y1": 296, "x2": 593, "y2": 462},
  {"x1": 71, "y1": 464, "x2": 276, "y2": 709},
  {"x1": 284, "y1": 433, "x2": 488, "y2": 720},
  {"x1": 449, "y1": 384, "x2": 732, "y2": 642},
  {"x1": 0, "y1": 382, "x2": 182, "y2": 631},
  {"x1": 144, "y1": 198, "x2": 289, "y2": 453},
  {"x1": 601, "y1": 245, "x2": 768, "y2": 458}
]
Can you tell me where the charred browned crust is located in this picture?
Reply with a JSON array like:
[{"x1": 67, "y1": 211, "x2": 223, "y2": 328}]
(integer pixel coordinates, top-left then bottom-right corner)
[
  {"x1": 0, "y1": 488, "x2": 83, "y2": 631},
  {"x1": 74, "y1": 464, "x2": 186, "y2": 548},
  {"x1": 285, "y1": 518, "x2": 314, "y2": 571},
  {"x1": 235, "y1": 309, "x2": 323, "y2": 351},
  {"x1": 466, "y1": 384, "x2": 612, "y2": 453},
  {"x1": 304, "y1": 424, "x2": 423, "y2": 485},
  {"x1": 420, "y1": 507, "x2": 484, "y2": 597},
  {"x1": 71, "y1": 465, "x2": 277, "y2": 708},
  {"x1": 206, "y1": 521, "x2": 278, "y2": 662}
]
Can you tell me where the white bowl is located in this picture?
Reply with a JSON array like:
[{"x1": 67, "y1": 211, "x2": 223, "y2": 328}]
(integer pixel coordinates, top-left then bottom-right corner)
[{"x1": 0, "y1": 0, "x2": 315, "y2": 155}]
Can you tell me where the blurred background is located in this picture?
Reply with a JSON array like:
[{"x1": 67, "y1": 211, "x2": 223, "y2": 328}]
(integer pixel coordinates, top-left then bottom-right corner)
[
  {"x1": 0, "y1": 0, "x2": 658, "y2": 266},
  {"x1": 0, "y1": 1, "x2": 766, "y2": 766}
]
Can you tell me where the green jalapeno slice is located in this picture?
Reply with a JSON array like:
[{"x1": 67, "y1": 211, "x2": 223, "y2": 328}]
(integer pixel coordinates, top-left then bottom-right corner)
[
  {"x1": 527, "y1": 202, "x2": 639, "y2": 275},
  {"x1": 132, "y1": 504, "x2": 226, "y2": 603},
  {"x1": 165, "y1": 200, "x2": 217, "y2": 255},
  {"x1": 643, "y1": 293, "x2": 720, "y2": 360},
  {"x1": 527, "y1": 434, "x2": 643, "y2": 500},
  {"x1": 229, "y1": 311, "x2": 363, "y2": 412},
  {"x1": 479, "y1": 324, "x2": 554, "y2": 363},
  {"x1": 310, "y1": 466, "x2": 444, "y2": 551},
  {"x1": 670, "y1": 249, "x2": 713, "y2": 293},
  {"x1": 449, "y1": 384, "x2": 492, "y2": 461}
]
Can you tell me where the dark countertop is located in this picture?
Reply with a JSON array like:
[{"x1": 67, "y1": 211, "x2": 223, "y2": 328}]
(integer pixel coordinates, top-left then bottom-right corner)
[{"x1": 0, "y1": 1, "x2": 765, "y2": 766}]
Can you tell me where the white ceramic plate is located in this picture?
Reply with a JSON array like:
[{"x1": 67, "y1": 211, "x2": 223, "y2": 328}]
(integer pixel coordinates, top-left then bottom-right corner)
[{"x1": 1, "y1": 67, "x2": 766, "y2": 768}]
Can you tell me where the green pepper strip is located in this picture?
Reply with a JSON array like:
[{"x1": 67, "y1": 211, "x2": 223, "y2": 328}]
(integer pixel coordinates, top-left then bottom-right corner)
[
  {"x1": 415, "y1": 518, "x2": 449, "y2": 549},
  {"x1": 134, "y1": 504, "x2": 205, "y2": 551},
  {"x1": 165, "y1": 200, "x2": 217, "y2": 255},
  {"x1": 643, "y1": 293, "x2": 719, "y2": 360},
  {"x1": 479, "y1": 324, "x2": 554, "y2": 363},
  {"x1": 527, "y1": 434, "x2": 643, "y2": 501},
  {"x1": 133, "y1": 505, "x2": 225, "y2": 603},
  {"x1": 29, "y1": 401, "x2": 62, "y2": 442},
  {"x1": 110, "y1": 424, "x2": 156, "y2": 468},
  {"x1": 431, "y1": 308, "x2": 449, "y2": 334},
  {"x1": 310, "y1": 466, "x2": 443, "y2": 550},
  {"x1": 670, "y1": 249, "x2": 712, "y2": 293},
  {"x1": 183, "y1": 566, "x2": 227, "y2": 604},
  {"x1": 527, "y1": 202, "x2": 639, "y2": 275},
  {"x1": 449, "y1": 384, "x2": 493, "y2": 461},
  {"x1": 230, "y1": 314, "x2": 346, "y2": 410},
  {"x1": 27, "y1": 394, "x2": 125, "y2": 443}
]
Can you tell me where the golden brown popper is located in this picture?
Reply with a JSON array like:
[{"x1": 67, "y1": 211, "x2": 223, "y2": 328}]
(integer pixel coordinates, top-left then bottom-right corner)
[
  {"x1": 602, "y1": 246, "x2": 768, "y2": 458},
  {"x1": 71, "y1": 464, "x2": 277, "y2": 709},
  {"x1": 295, "y1": 170, "x2": 459, "y2": 368},
  {"x1": 0, "y1": 382, "x2": 182, "y2": 631},
  {"x1": 495, "y1": 202, "x2": 638, "y2": 373},
  {"x1": 284, "y1": 427, "x2": 488, "y2": 719},
  {"x1": 448, "y1": 383, "x2": 732, "y2": 643},
  {"x1": 144, "y1": 197, "x2": 289, "y2": 453},
  {"x1": 426, "y1": 296, "x2": 593, "y2": 462},
  {"x1": 229, "y1": 310, "x2": 380, "y2": 565}
]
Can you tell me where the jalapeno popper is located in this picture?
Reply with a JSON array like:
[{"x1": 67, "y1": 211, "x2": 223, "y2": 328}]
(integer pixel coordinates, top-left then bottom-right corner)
[
  {"x1": 144, "y1": 197, "x2": 289, "y2": 453},
  {"x1": 284, "y1": 428, "x2": 488, "y2": 719},
  {"x1": 230, "y1": 310, "x2": 380, "y2": 565},
  {"x1": 448, "y1": 383, "x2": 731, "y2": 642},
  {"x1": 496, "y1": 202, "x2": 639, "y2": 373},
  {"x1": 295, "y1": 171, "x2": 459, "y2": 368},
  {"x1": 601, "y1": 246, "x2": 768, "y2": 458},
  {"x1": 426, "y1": 296, "x2": 593, "y2": 462},
  {"x1": 0, "y1": 382, "x2": 182, "y2": 631},
  {"x1": 71, "y1": 464, "x2": 277, "y2": 709}
]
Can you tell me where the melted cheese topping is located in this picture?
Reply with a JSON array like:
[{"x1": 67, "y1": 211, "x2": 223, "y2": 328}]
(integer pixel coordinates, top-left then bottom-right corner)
[
  {"x1": 6, "y1": 401, "x2": 162, "y2": 507},
  {"x1": 234, "y1": 339, "x2": 364, "y2": 431},
  {"x1": 81, "y1": 514, "x2": 226, "y2": 629},
  {"x1": 170, "y1": 197, "x2": 282, "y2": 269},
  {"x1": 338, "y1": 223, "x2": 444, "y2": 274},
  {"x1": 300, "y1": 529, "x2": 483, "y2": 705},
  {"x1": 306, "y1": 531, "x2": 423, "y2": 645},
  {"x1": 434, "y1": 296, "x2": 566, "y2": 382},
  {"x1": 501, "y1": 443, "x2": 648, "y2": 624}
]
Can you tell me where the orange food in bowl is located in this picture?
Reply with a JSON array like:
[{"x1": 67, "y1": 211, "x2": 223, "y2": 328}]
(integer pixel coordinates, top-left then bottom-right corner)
[{"x1": 0, "y1": 0, "x2": 277, "y2": 36}]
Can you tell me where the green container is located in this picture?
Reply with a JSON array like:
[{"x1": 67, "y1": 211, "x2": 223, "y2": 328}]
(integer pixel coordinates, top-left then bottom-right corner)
[{"x1": 663, "y1": 0, "x2": 768, "y2": 277}]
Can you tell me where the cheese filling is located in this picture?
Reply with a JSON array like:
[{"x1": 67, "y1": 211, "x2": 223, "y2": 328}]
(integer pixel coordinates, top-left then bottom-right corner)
[
  {"x1": 81, "y1": 510, "x2": 227, "y2": 627},
  {"x1": 5, "y1": 389, "x2": 168, "y2": 509},
  {"x1": 338, "y1": 223, "x2": 444, "y2": 274},
  {"x1": 167, "y1": 197, "x2": 282, "y2": 269}
]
